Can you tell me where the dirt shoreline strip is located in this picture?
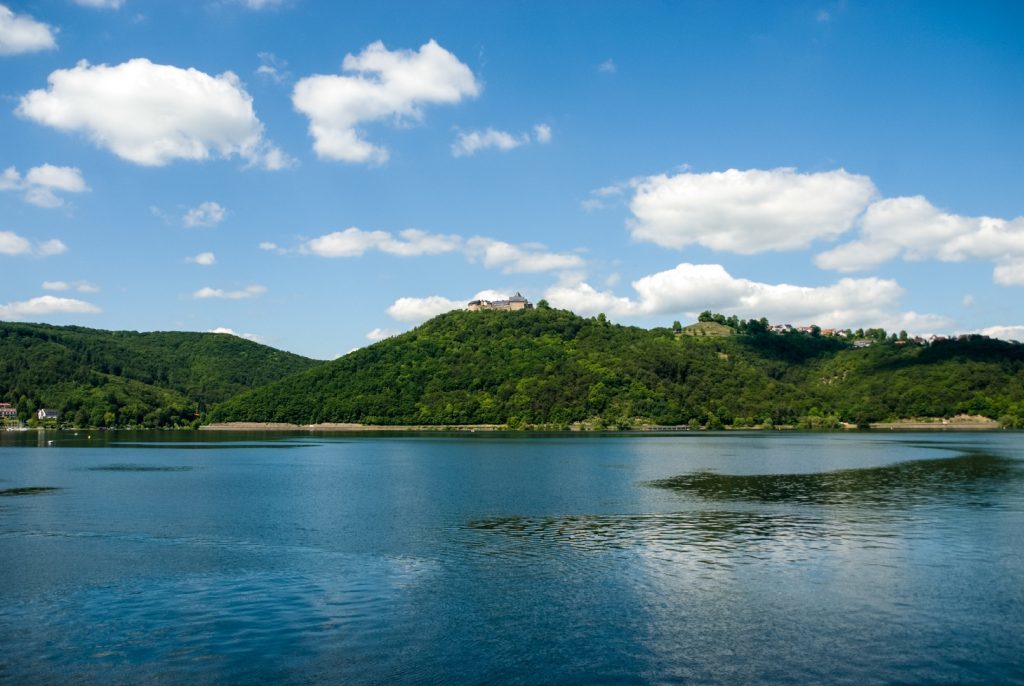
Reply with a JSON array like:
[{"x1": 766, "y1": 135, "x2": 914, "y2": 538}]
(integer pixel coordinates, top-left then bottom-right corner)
[
  {"x1": 200, "y1": 422, "x2": 508, "y2": 432},
  {"x1": 202, "y1": 419, "x2": 1004, "y2": 432}
]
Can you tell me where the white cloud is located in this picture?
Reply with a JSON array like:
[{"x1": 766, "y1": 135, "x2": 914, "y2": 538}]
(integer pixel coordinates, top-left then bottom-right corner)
[
  {"x1": 73, "y1": 0, "x2": 126, "y2": 8},
  {"x1": 0, "y1": 230, "x2": 31, "y2": 255},
  {"x1": 193, "y1": 285, "x2": 266, "y2": 299},
  {"x1": 301, "y1": 227, "x2": 462, "y2": 257},
  {"x1": 979, "y1": 325, "x2": 1024, "y2": 342},
  {"x1": 18, "y1": 58, "x2": 287, "y2": 169},
  {"x1": 0, "y1": 231, "x2": 66, "y2": 256},
  {"x1": 0, "y1": 167, "x2": 19, "y2": 190},
  {"x1": 628, "y1": 167, "x2": 877, "y2": 253},
  {"x1": 994, "y1": 260, "x2": 1024, "y2": 286},
  {"x1": 208, "y1": 326, "x2": 264, "y2": 342},
  {"x1": 366, "y1": 327, "x2": 398, "y2": 341},
  {"x1": 816, "y1": 196, "x2": 1024, "y2": 286},
  {"x1": 465, "y1": 236, "x2": 583, "y2": 273},
  {"x1": 0, "y1": 164, "x2": 89, "y2": 208},
  {"x1": 256, "y1": 51, "x2": 290, "y2": 83},
  {"x1": 0, "y1": 295, "x2": 100, "y2": 320},
  {"x1": 237, "y1": 0, "x2": 285, "y2": 8},
  {"x1": 0, "y1": 4, "x2": 56, "y2": 55},
  {"x1": 42, "y1": 280, "x2": 97, "y2": 292},
  {"x1": 187, "y1": 251, "x2": 216, "y2": 266},
  {"x1": 544, "y1": 262, "x2": 950, "y2": 333},
  {"x1": 295, "y1": 227, "x2": 582, "y2": 274},
  {"x1": 386, "y1": 295, "x2": 464, "y2": 323},
  {"x1": 26, "y1": 164, "x2": 88, "y2": 192},
  {"x1": 582, "y1": 181, "x2": 630, "y2": 211},
  {"x1": 451, "y1": 123, "x2": 551, "y2": 157},
  {"x1": 452, "y1": 128, "x2": 527, "y2": 157},
  {"x1": 386, "y1": 289, "x2": 516, "y2": 324},
  {"x1": 258, "y1": 241, "x2": 279, "y2": 251},
  {"x1": 292, "y1": 39, "x2": 480, "y2": 164},
  {"x1": 36, "y1": 239, "x2": 67, "y2": 256},
  {"x1": 598, "y1": 59, "x2": 617, "y2": 74},
  {"x1": 184, "y1": 201, "x2": 227, "y2": 227}
]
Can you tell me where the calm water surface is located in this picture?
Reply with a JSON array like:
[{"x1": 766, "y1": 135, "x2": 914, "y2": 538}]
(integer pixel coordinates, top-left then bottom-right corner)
[{"x1": 1, "y1": 431, "x2": 1022, "y2": 684}]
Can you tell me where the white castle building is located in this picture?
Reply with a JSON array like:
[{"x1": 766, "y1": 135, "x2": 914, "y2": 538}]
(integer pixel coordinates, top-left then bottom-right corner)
[{"x1": 467, "y1": 292, "x2": 533, "y2": 312}]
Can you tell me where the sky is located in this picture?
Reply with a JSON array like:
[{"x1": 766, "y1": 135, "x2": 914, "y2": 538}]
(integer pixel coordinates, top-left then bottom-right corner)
[{"x1": 1, "y1": 0, "x2": 1023, "y2": 360}]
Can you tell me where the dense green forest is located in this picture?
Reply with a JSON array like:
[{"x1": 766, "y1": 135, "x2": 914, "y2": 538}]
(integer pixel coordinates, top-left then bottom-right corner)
[
  {"x1": 0, "y1": 322, "x2": 318, "y2": 427},
  {"x1": 206, "y1": 306, "x2": 1024, "y2": 429}
]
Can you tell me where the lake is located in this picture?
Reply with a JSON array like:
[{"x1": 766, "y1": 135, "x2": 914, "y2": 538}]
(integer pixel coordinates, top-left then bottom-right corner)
[{"x1": 1, "y1": 431, "x2": 1022, "y2": 684}]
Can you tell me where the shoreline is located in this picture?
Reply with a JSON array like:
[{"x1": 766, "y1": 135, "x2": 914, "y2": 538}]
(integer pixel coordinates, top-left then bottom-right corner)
[{"x1": 199, "y1": 419, "x2": 1006, "y2": 433}]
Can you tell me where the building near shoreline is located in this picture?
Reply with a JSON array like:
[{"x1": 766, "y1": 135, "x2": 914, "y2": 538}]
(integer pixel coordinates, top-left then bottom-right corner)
[{"x1": 467, "y1": 292, "x2": 533, "y2": 312}]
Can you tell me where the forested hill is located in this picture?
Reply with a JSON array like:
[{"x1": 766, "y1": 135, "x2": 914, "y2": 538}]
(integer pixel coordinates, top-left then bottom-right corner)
[
  {"x1": 0, "y1": 322, "x2": 319, "y2": 427},
  {"x1": 206, "y1": 307, "x2": 1024, "y2": 429}
]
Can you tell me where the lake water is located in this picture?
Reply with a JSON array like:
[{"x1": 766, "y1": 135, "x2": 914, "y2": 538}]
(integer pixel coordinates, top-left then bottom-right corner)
[{"x1": 1, "y1": 431, "x2": 1022, "y2": 684}]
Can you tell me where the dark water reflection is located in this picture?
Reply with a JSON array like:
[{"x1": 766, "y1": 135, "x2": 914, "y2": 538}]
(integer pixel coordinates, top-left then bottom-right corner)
[
  {"x1": 647, "y1": 452, "x2": 1019, "y2": 507},
  {"x1": 0, "y1": 432, "x2": 1022, "y2": 684}
]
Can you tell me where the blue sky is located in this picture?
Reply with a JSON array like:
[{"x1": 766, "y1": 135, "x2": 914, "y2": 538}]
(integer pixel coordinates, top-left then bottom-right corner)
[{"x1": 1, "y1": 0, "x2": 1023, "y2": 359}]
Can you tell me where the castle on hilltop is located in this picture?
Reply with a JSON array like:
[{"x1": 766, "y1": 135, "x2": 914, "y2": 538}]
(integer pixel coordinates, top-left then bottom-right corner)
[{"x1": 467, "y1": 292, "x2": 533, "y2": 312}]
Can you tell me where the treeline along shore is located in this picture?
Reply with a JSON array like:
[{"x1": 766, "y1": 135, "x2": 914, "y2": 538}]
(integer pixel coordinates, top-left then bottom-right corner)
[{"x1": 4, "y1": 306, "x2": 1024, "y2": 431}]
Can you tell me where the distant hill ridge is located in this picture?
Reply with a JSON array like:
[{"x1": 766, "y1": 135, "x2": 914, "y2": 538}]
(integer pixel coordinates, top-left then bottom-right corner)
[
  {"x1": 206, "y1": 307, "x2": 1024, "y2": 429},
  {"x1": 0, "y1": 322, "x2": 318, "y2": 427}
]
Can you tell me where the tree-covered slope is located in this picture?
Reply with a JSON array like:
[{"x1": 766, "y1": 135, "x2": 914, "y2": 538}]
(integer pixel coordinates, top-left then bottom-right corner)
[
  {"x1": 206, "y1": 307, "x2": 1024, "y2": 428},
  {"x1": 0, "y1": 321, "x2": 320, "y2": 427}
]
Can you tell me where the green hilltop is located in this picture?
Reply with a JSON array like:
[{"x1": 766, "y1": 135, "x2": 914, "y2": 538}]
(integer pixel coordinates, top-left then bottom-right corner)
[
  {"x1": 0, "y1": 322, "x2": 319, "y2": 427},
  {"x1": 206, "y1": 306, "x2": 1024, "y2": 429}
]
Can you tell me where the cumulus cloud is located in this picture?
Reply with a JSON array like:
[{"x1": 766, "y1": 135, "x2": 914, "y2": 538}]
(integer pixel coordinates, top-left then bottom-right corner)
[
  {"x1": 193, "y1": 284, "x2": 266, "y2": 299},
  {"x1": 582, "y1": 182, "x2": 631, "y2": 211},
  {"x1": 184, "y1": 201, "x2": 227, "y2": 227},
  {"x1": 627, "y1": 167, "x2": 877, "y2": 253},
  {"x1": 292, "y1": 39, "x2": 480, "y2": 164},
  {"x1": 0, "y1": 231, "x2": 31, "y2": 255},
  {"x1": 0, "y1": 295, "x2": 100, "y2": 320},
  {"x1": 994, "y1": 260, "x2": 1024, "y2": 286},
  {"x1": 73, "y1": 0, "x2": 126, "y2": 8},
  {"x1": 0, "y1": 230, "x2": 66, "y2": 256},
  {"x1": 208, "y1": 326, "x2": 264, "y2": 342},
  {"x1": 42, "y1": 280, "x2": 98, "y2": 292},
  {"x1": 187, "y1": 251, "x2": 216, "y2": 266},
  {"x1": 544, "y1": 262, "x2": 950, "y2": 333},
  {"x1": 386, "y1": 295, "x2": 463, "y2": 323},
  {"x1": 384, "y1": 289, "x2": 513, "y2": 325},
  {"x1": 465, "y1": 237, "x2": 583, "y2": 273},
  {"x1": 294, "y1": 227, "x2": 582, "y2": 274},
  {"x1": 302, "y1": 227, "x2": 462, "y2": 257},
  {"x1": 815, "y1": 195, "x2": 1024, "y2": 285},
  {"x1": 0, "y1": 4, "x2": 56, "y2": 55},
  {"x1": 979, "y1": 325, "x2": 1024, "y2": 342},
  {"x1": 17, "y1": 58, "x2": 288, "y2": 169},
  {"x1": 256, "y1": 51, "x2": 290, "y2": 83},
  {"x1": 452, "y1": 128, "x2": 527, "y2": 157},
  {"x1": 452, "y1": 123, "x2": 552, "y2": 157},
  {"x1": 0, "y1": 165, "x2": 89, "y2": 208},
  {"x1": 236, "y1": 0, "x2": 285, "y2": 8},
  {"x1": 366, "y1": 327, "x2": 398, "y2": 341},
  {"x1": 36, "y1": 239, "x2": 67, "y2": 256},
  {"x1": 597, "y1": 59, "x2": 617, "y2": 74}
]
